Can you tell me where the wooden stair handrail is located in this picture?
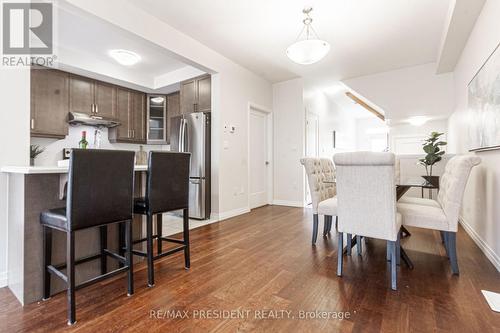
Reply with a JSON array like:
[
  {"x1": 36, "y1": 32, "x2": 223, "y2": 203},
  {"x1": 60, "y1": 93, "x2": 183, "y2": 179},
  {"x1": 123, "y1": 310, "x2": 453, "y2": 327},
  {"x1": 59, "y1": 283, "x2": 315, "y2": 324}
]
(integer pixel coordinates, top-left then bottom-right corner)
[{"x1": 345, "y1": 92, "x2": 385, "y2": 121}]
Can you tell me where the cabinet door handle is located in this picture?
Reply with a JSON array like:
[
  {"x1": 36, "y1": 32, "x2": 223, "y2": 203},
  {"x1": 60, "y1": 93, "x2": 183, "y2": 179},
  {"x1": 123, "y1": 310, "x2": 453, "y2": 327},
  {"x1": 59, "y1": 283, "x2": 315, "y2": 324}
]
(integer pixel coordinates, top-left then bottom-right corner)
[
  {"x1": 31, "y1": 118, "x2": 35, "y2": 130},
  {"x1": 132, "y1": 129, "x2": 135, "y2": 138},
  {"x1": 95, "y1": 104, "x2": 99, "y2": 114}
]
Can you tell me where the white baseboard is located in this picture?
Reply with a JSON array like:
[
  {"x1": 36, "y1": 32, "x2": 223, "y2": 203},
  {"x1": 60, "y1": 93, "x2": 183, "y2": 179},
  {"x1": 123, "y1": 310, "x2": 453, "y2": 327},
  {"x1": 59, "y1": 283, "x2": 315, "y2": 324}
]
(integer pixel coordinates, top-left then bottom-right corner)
[
  {"x1": 0, "y1": 271, "x2": 7, "y2": 288},
  {"x1": 459, "y1": 216, "x2": 500, "y2": 272},
  {"x1": 214, "y1": 207, "x2": 251, "y2": 222},
  {"x1": 272, "y1": 200, "x2": 304, "y2": 208}
]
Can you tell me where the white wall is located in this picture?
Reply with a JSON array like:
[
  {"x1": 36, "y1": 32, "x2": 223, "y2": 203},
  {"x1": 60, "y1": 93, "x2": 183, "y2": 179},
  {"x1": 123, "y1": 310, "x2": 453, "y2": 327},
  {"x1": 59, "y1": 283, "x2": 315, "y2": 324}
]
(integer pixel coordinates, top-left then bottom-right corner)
[
  {"x1": 305, "y1": 92, "x2": 357, "y2": 158},
  {"x1": 389, "y1": 119, "x2": 449, "y2": 155},
  {"x1": 0, "y1": 69, "x2": 31, "y2": 287},
  {"x1": 343, "y1": 63, "x2": 455, "y2": 122},
  {"x1": 447, "y1": 0, "x2": 500, "y2": 271},
  {"x1": 273, "y1": 78, "x2": 305, "y2": 207},
  {"x1": 355, "y1": 117, "x2": 388, "y2": 152}
]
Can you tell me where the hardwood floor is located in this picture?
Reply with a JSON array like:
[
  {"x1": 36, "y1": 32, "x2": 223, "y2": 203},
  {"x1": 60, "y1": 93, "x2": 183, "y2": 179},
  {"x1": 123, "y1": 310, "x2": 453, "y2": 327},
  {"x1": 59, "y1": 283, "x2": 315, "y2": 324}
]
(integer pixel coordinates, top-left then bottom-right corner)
[{"x1": 1, "y1": 205, "x2": 499, "y2": 332}]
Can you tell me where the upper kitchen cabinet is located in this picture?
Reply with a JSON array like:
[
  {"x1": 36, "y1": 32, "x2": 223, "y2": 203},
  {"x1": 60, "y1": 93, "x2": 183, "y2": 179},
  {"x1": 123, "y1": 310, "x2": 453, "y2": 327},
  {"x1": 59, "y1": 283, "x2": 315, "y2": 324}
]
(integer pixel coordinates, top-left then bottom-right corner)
[
  {"x1": 30, "y1": 68, "x2": 69, "y2": 139},
  {"x1": 166, "y1": 92, "x2": 180, "y2": 144},
  {"x1": 109, "y1": 88, "x2": 146, "y2": 144},
  {"x1": 180, "y1": 74, "x2": 211, "y2": 114},
  {"x1": 69, "y1": 74, "x2": 116, "y2": 118},
  {"x1": 94, "y1": 81, "x2": 117, "y2": 118},
  {"x1": 146, "y1": 94, "x2": 167, "y2": 144}
]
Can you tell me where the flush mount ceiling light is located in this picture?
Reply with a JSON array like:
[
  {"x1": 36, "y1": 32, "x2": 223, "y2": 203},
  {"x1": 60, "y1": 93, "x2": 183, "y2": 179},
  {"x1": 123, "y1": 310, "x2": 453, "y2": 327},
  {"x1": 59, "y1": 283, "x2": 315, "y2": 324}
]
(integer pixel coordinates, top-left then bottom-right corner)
[
  {"x1": 407, "y1": 116, "x2": 430, "y2": 126},
  {"x1": 286, "y1": 7, "x2": 330, "y2": 65},
  {"x1": 108, "y1": 49, "x2": 141, "y2": 66},
  {"x1": 150, "y1": 96, "x2": 165, "y2": 104}
]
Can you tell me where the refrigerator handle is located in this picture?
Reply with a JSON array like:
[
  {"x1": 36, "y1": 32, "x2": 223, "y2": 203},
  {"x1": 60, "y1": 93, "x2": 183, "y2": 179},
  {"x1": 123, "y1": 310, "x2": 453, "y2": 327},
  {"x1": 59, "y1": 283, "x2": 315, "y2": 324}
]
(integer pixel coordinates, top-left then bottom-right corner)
[
  {"x1": 183, "y1": 118, "x2": 188, "y2": 152},
  {"x1": 179, "y1": 118, "x2": 185, "y2": 152}
]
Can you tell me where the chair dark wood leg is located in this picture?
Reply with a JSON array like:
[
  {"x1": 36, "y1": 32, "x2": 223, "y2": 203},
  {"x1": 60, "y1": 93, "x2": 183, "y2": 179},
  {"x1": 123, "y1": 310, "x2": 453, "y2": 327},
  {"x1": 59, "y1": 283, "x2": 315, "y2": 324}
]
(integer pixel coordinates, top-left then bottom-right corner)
[
  {"x1": 146, "y1": 214, "x2": 155, "y2": 287},
  {"x1": 42, "y1": 226, "x2": 52, "y2": 300},
  {"x1": 346, "y1": 234, "x2": 352, "y2": 256},
  {"x1": 335, "y1": 216, "x2": 338, "y2": 231},
  {"x1": 337, "y1": 232, "x2": 343, "y2": 277},
  {"x1": 396, "y1": 233, "x2": 401, "y2": 266},
  {"x1": 99, "y1": 226, "x2": 107, "y2": 275},
  {"x1": 183, "y1": 208, "x2": 190, "y2": 269},
  {"x1": 156, "y1": 214, "x2": 163, "y2": 255},
  {"x1": 389, "y1": 240, "x2": 397, "y2": 290},
  {"x1": 323, "y1": 215, "x2": 329, "y2": 236},
  {"x1": 446, "y1": 231, "x2": 459, "y2": 275},
  {"x1": 356, "y1": 235, "x2": 362, "y2": 255},
  {"x1": 312, "y1": 214, "x2": 319, "y2": 244},
  {"x1": 125, "y1": 219, "x2": 134, "y2": 296},
  {"x1": 67, "y1": 231, "x2": 76, "y2": 325}
]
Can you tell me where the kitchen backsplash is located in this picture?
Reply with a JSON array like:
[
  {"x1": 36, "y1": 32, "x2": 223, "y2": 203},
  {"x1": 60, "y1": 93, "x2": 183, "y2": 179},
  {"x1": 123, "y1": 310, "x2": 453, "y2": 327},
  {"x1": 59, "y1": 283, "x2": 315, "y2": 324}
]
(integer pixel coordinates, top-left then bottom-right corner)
[{"x1": 31, "y1": 125, "x2": 170, "y2": 166}]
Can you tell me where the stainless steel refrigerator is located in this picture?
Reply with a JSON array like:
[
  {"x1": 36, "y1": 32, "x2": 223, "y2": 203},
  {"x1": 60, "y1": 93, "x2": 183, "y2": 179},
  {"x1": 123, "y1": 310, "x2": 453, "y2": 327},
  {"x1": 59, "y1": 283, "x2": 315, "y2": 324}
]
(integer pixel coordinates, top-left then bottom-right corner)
[{"x1": 170, "y1": 112, "x2": 211, "y2": 219}]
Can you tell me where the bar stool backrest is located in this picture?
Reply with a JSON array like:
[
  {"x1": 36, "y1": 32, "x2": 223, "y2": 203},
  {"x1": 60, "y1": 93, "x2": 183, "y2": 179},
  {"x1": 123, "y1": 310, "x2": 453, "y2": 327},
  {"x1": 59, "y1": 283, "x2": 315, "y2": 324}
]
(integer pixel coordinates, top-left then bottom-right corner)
[
  {"x1": 146, "y1": 151, "x2": 191, "y2": 214},
  {"x1": 66, "y1": 149, "x2": 135, "y2": 231}
]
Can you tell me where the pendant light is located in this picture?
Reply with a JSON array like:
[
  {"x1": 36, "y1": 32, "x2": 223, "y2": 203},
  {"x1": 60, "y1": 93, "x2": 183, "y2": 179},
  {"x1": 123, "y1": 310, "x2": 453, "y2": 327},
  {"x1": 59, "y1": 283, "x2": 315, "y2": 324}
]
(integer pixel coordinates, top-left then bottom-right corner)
[{"x1": 286, "y1": 7, "x2": 330, "y2": 65}]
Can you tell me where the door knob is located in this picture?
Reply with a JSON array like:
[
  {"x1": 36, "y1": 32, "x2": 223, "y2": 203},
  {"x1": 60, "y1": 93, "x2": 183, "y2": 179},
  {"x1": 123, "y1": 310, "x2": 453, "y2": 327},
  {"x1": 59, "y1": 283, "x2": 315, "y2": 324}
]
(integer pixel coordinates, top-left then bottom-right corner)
[{"x1": 265, "y1": 161, "x2": 270, "y2": 165}]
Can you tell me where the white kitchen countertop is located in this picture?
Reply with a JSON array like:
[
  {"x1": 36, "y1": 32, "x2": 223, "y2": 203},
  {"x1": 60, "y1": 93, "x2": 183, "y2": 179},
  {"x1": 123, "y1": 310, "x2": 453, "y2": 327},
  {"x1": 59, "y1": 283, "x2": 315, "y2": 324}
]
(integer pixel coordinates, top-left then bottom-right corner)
[{"x1": 1, "y1": 165, "x2": 149, "y2": 174}]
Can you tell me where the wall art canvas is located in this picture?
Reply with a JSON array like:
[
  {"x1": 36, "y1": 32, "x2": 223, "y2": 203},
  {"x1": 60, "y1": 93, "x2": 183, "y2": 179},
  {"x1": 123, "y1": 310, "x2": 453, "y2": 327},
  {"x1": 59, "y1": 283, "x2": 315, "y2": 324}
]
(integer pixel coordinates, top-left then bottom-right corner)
[{"x1": 468, "y1": 43, "x2": 500, "y2": 151}]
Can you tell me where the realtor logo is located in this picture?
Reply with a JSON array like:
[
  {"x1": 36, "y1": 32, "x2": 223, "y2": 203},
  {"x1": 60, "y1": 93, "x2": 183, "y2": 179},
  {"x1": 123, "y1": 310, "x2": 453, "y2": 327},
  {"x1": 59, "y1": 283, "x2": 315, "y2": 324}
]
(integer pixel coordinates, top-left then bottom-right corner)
[{"x1": 2, "y1": 2, "x2": 53, "y2": 54}]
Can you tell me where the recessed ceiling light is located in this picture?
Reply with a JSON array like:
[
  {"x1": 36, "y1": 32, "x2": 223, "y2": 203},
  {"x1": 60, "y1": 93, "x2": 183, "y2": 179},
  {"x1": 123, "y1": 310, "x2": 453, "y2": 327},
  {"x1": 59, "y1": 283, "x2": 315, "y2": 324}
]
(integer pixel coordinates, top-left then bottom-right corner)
[
  {"x1": 407, "y1": 116, "x2": 430, "y2": 126},
  {"x1": 108, "y1": 49, "x2": 141, "y2": 66}
]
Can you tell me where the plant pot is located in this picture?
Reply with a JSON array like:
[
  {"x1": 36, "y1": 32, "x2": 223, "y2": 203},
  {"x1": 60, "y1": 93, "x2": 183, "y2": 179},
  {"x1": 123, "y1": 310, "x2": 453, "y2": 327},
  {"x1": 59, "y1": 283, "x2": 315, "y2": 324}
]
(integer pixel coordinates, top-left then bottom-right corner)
[
  {"x1": 422, "y1": 175, "x2": 439, "y2": 187},
  {"x1": 30, "y1": 158, "x2": 35, "y2": 166}
]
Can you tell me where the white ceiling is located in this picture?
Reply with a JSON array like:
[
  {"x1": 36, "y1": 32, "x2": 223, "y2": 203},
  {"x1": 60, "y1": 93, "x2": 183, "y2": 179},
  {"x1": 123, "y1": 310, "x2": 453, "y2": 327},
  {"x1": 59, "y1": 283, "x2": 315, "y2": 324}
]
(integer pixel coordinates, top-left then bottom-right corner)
[
  {"x1": 53, "y1": 3, "x2": 205, "y2": 93},
  {"x1": 128, "y1": 0, "x2": 452, "y2": 90}
]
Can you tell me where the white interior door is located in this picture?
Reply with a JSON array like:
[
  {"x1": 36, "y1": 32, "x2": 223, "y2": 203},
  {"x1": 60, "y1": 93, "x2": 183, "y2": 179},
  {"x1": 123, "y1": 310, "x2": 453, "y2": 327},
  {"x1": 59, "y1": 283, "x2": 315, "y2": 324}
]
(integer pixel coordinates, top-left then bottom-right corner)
[
  {"x1": 249, "y1": 109, "x2": 269, "y2": 209},
  {"x1": 305, "y1": 111, "x2": 319, "y2": 204},
  {"x1": 306, "y1": 112, "x2": 319, "y2": 157}
]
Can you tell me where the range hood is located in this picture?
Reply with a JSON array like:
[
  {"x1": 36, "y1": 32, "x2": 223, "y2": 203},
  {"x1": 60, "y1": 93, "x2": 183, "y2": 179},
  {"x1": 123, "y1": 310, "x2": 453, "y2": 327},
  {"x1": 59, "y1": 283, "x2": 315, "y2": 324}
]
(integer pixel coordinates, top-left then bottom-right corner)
[{"x1": 68, "y1": 112, "x2": 120, "y2": 128}]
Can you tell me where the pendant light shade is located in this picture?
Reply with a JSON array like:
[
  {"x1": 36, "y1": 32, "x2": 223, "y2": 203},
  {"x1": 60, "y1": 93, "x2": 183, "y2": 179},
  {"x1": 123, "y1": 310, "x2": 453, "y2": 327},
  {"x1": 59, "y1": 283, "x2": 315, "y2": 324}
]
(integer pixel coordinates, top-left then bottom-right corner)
[
  {"x1": 286, "y1": 7, "x2": 330, "y2": 65},
  {"x1": 286, "y1": 39, "x2": 330, "y2": 65}
]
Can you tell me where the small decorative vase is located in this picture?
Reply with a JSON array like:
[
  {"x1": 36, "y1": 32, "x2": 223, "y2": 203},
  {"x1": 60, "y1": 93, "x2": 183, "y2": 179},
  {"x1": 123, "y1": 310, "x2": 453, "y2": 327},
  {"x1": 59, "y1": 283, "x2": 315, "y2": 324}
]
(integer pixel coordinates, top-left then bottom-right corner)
[
  {"x1": 422, "y1": 175, "x2": 439, "y2": 187},
  {"x1": 30, "y1": 158, "x2": 35, "y2": 166}
]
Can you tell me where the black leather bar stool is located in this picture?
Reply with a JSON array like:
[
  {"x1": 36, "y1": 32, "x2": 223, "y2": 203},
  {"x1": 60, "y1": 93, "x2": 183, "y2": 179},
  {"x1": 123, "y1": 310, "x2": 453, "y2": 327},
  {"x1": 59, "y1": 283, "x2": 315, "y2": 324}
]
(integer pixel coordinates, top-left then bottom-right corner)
[
  {"x1": 132, "y1": 151, "x2": 191, "y2": 287},
  {"x1": 40, "y1": 149, "x2": 135, "y2": 325}
]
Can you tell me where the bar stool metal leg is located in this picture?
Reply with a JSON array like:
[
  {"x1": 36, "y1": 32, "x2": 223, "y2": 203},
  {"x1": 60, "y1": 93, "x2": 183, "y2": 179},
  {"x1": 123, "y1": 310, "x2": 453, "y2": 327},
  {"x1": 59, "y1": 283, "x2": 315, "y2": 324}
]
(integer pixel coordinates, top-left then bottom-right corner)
[
  {"x1": 146, "y1": 213, "x2": 155, "y2": 287},
  {"x1": 67, "y1": 231, "x2": 76, "y2": 325},
  {"x1": 42, "y1": 226, "x2": 52, "y2": 300},
  {"x1": 100, "y1": 226, "x2": 107, "y2": 275},
  {"x1": 125, "y1": 220, "x2": 134, "y2": 296},
  {"x1": 183, "y1": 208, "x2": 190, "y2": 269},
  {"x1": 156, "y1": 214, "x2": 163, "y2": 255}
]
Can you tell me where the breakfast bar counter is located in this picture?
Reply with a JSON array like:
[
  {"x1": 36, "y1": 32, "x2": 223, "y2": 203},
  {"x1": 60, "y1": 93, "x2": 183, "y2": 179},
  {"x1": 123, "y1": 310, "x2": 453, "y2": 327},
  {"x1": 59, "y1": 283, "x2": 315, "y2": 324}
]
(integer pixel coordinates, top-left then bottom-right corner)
[{"x1": 1, "y1": 165, "x2": 148, "y2": 305}]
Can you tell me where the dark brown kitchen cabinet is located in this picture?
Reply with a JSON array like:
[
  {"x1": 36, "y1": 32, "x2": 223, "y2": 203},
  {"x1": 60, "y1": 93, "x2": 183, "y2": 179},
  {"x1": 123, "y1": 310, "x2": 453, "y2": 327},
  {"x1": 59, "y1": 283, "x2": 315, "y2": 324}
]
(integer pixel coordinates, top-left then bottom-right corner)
[
  {"x1": 69, "y1": 75, "x2": 116, "y2": 118},
  {"x1": 132, "y1": 91, "x2": 146, "y2": 142},
  {"x1": 180, "y1": 74, "x2": 211, "y2": 114},
  {"x1": 69, "y1": 75, "x2": 94, "y2": 115},
  {"x1": 166, "y1": 92, "x2": 180, "y2": 144},
  {"x1": 109, "y1": 88, "x2": 146, "y2": 144},
  {"x1": 30, "y1": 68, "x2": 69, "y2": 138},
  {"x1": 94, "y1": 81, "x2": 117, "y2": 118}
]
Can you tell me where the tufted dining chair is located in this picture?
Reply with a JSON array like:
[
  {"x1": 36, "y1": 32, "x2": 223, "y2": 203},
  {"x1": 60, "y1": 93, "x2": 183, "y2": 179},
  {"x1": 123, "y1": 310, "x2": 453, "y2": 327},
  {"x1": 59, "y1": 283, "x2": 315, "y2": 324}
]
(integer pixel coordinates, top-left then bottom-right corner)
[
  {"x1": 300, "y1": 158, "x2": 337, "y2": 244},
  {"x1": 334, "y1": 152, "x2": 401, "y2": 290},
  {"x1": 397, "y1": 155, "x2": 481, "y2": 275}
]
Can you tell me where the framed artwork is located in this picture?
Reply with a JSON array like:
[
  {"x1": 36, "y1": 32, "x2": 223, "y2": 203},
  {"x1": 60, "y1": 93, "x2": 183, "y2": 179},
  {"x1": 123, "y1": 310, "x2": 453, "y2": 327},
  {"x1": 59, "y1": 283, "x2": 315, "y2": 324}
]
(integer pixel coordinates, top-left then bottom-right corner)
[{"x1": 468, "y1": 42, "x2": 500, "y2": 152}]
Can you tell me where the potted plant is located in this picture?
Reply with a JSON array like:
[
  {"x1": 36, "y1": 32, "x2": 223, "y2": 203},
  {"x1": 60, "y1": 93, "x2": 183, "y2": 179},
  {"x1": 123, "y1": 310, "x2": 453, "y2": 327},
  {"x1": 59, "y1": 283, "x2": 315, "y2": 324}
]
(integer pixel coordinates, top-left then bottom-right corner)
[
  {"x1": 30, "y1": 144, "x2": 45, "y2": 166},
  {"x1": 418, "y1": 132, "x2": 447, "y2": 187}
]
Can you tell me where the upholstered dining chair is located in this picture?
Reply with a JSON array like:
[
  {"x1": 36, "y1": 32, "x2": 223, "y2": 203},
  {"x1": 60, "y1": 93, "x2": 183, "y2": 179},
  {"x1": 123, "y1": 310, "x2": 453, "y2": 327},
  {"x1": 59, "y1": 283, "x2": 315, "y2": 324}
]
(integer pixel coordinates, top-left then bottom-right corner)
[
  {"x1": 397, "y1": 155, "x2": 481, "y2": 275},
  {"x1": 334, "y1": 152, "x2": 401, "y2": 290},
  {"x1": 300, "y1": 158, "x2": 337, "y2": 244}
]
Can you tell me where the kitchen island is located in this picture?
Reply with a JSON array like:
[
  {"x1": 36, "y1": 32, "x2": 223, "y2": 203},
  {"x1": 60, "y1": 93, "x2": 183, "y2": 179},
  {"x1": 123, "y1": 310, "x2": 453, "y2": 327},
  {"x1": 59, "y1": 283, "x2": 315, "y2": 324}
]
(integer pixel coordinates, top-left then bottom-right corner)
[{"x1": 1, "y1": 165, "x2": 148, "y2": 305}]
